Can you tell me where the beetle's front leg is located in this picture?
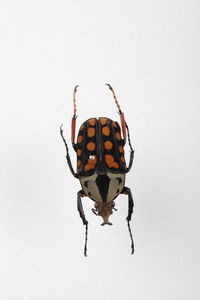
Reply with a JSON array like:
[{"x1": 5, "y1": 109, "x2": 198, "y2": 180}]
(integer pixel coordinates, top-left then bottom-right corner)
[
  {"x1": 121, "y1": 186, "x2": 134, "y2": 254},
  {"x1": 125, "y1": 123, "x2": 134, "y2": 173},
  {"x1": 60, "y1": 125, "x2": 78, "y2": 179},
  {"x1": 77, "y1": 190, "x2": 88, "y2": 257}
]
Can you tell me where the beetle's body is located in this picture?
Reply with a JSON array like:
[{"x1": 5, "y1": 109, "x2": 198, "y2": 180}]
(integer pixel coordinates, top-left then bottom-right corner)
[
  {"x1": 60, "y1": 85, "x2": 135, "y2": 256},
  {"x1": 77, "y1": 117, "x2": 125, "y2": 204}
]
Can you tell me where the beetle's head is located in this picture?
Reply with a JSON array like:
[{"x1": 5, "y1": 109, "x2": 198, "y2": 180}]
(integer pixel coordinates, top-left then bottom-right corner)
[{"x1": 92, "y1": 202, "x2": 116, "y2": 225}]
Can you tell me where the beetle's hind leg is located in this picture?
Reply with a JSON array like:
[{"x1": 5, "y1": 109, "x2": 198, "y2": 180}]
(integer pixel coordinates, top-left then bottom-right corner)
[
  {"x1": 125, "y1": 123, "x2": 134, "y2": 173},
  {"x1": 77, "y1": 190, "x2": 89, "y2": 257},
  {"x1": 60, "y1": 125, "x2": 78, "y2": 178},
  {"x1": 121, "y1": 186, "x2": 134, "y2": 254}
]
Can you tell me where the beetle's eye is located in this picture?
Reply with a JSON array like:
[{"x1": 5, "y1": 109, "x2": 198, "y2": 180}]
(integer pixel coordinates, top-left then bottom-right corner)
[{"x1": 89, "y1": 155, "x2": 95, "y2": 160}]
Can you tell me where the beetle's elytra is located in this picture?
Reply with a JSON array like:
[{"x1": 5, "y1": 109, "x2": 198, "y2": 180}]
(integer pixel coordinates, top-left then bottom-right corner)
[{"x1": 60, "y1": 84, "x2": 134, "y2": 256}]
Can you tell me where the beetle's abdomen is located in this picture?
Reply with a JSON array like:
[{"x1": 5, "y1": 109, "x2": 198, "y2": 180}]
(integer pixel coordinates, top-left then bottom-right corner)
[{"x1": 76, "y1": 117, "x2": 126, "y2": 177}]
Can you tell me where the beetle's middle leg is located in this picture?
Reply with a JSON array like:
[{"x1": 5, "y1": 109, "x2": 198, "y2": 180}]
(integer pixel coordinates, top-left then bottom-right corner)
[
  {"x1": 121, "y1": 186, "x2": 134, "y2": 254},
  {"x1": 77, "y1": 190, "x2": 89, "y2": 257},
  {"x1": 60, "y1": 125, "x2": 78, "y2": 178}
]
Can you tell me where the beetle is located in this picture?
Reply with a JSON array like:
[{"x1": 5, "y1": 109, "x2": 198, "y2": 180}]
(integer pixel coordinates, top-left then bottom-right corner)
[{"x1": 60, "y1": 84, "x2": 134, "y2": 256}]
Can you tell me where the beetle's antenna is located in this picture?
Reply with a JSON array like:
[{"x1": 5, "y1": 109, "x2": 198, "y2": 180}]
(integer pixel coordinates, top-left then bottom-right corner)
[
  {"x1": 73, "y1": 85, "x2": 79, "y2": 118},
  {"x1": 106, "y1": 83, "x2": 122, "y2": 113},
  {"x1": 106, "y1": 84, "x2": 127, "y2": 140},
  {"x1": 84, "y1": 223, "x2": 88, "y2": 257},
  {"x1": 127, "y1": 220, "x2": 134, "y2": 254},
  {"x1": 71, "y1": 85, "x2": 79, "y2": 145}
]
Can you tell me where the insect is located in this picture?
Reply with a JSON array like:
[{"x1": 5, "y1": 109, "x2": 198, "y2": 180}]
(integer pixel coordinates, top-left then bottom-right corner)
[{"x1": 60, "y1": 84, "x2": 134, "y2": 256}]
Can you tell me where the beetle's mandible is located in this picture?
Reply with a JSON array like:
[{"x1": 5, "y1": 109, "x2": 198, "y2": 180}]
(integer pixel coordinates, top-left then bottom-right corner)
[{"x1": 60, "y1": 84, "x2": 135, "y2": 256}]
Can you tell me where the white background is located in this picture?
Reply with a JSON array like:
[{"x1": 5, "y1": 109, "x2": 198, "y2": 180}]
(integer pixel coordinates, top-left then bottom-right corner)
[{"x1": 0, "y1": 0, "x2": 200, "y2": 299}]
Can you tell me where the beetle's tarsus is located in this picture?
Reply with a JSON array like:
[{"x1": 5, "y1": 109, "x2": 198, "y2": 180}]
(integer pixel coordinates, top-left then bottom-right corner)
[
  {"x1": 84, "y1": 223, "x2": 88, "y2": 257},
  {"x1": 74, "y1": 85, "x2": 79, "y2": 92},
  {"x1": 127, "y1": 220, "x2": 134, "y2": 254},
  {"x1": 60, "y1": 124, "x2": 64, "y2": 135},
  {"x1": 106, "y1": 83, "x2": 112, "y2": 89}
]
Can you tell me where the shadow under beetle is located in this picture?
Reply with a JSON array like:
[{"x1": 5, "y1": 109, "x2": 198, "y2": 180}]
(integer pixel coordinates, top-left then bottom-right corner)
[{"x1": 60, "y1": 84, "x2": 135, "y2": 256}]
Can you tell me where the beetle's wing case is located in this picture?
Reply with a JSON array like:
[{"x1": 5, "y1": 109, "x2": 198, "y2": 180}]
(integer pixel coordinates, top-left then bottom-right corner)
[
  {"x1": 76, "y1": 118, "x2": 99, "y2": 177},
  {"x1": 76, "y1": 117, "x2": 126, "y2": 177},
  {"x1": 98, "y1": 117, "x2": 126, "y2": 173}
]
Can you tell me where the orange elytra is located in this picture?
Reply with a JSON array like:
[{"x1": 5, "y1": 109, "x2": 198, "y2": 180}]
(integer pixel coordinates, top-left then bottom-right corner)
[
  {"x1": 77, "y1": 149, "x2": 82, "y2": 156},
  {"x1": 120, "y1": 156, "x2": 125, "y2": 163},
  {"x1": 80, "y1": 124, "x2": 84, "y2": 131},
  {"x1": 88, "y1": 155, "x2": 97, "y2": 165},
  {"x1": 77, "y1": 135, "x2": 83, "y2": 143},
  {"x1": 100, "y1": 117, "x2": 107, "y2": 125},
  {"x1": 104, "y1": 141, "x2": 113, "y2": 150},
  {"x1": 88, "y1": 118, "x2": 96, "y2": 126},
  {"x1": 102, "y1": 126, "x2": 110, "y2": 136},
  {"x1": 87, "y1": 142, "x2": 96, "y2": 151},
  {"x1": 87, "y1": 127, "x2": 95, "y2": 137},
  {"x1": 84, "y1": 164, "x2": 95, "y2": 171},
  {"x1": 119, "y1": 146, "x2": 124, "y2": 153},
  {"x1": 112, "y1": 121, "x2": 118, "y2": 128},
  {"x1": 115, "y1": 132, "x2": 121, "y2": 140},
  {"x1": 105, "y1": 154, "x2": 119, "y2": 168}
]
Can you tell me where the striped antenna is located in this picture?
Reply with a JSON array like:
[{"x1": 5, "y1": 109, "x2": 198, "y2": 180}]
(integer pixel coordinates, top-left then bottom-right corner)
[
  {"x1": 71, "y1": 85, "x2": 79, "y2": 144},
  {"x1": 73, "y1": 85, "x2": 79, "y2": 118},
  {"x1": 106, "y1": 84, "x2": 127, "y2": 140},
  {"x1": 106, "y1": 83, "x2": 122, "y2": 113}
]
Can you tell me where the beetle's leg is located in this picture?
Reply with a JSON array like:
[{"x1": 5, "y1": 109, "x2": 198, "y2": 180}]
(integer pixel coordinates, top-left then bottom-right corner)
[
  {"x1": 92, "y1": 208, "x2": 98, "y2": 215},
  {"x1": 60, "y1": 125, "x2": 78, "y2": 179},
  {"x1": 125, "y1": 123, "x2": 134, "y2": 173},
  {"x1": 77, "y1": 190, "x2": 89, "y2": 257},
  {"x1": 106, "y1": 83, "x2": 126, "y2": 140},
  {"x1": 121, "y1": 186, "x2": 134, "y2": 254},
  {"x1": 71, "y1": 85, "x2": 79, "y2": 150}
]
